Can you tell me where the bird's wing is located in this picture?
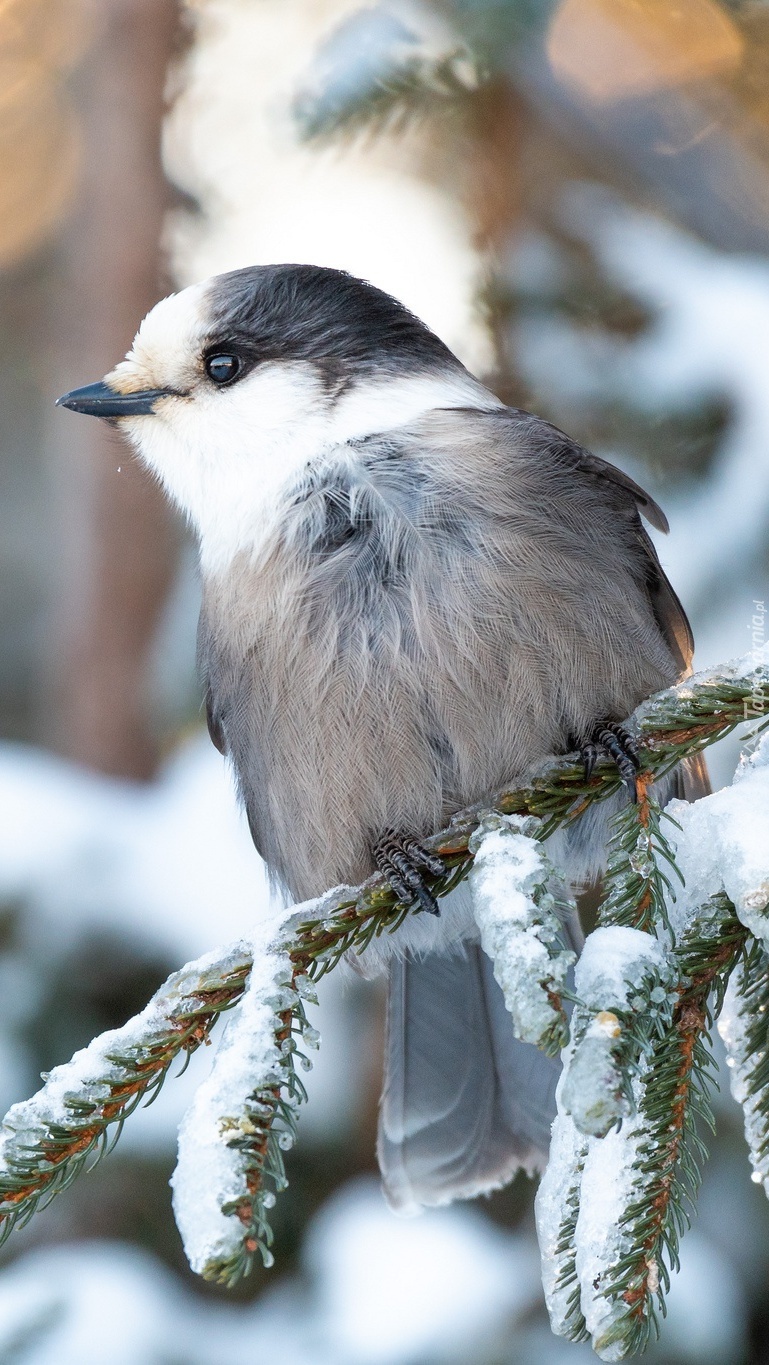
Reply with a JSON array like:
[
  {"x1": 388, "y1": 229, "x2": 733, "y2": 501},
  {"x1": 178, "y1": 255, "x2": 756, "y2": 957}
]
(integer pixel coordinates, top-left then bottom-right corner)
[
  {"x1": 530, "y1": 420, "x2": 694, "y2": 676},
  {"x1": 532, "y1": 420, "x2": 709, "y2": 790},
  {"x1": 563, "y1": 443, "x2": 669, "y2": 533},
  {"x1": 204, "y1": 686, "x2": 226, "y2": 755},
  {"x1": 634, "y1": 521, "x2": 694, "y2": 676},
  {"x1": 197, "y1": 605, "x2": 227, "y2": 755}
]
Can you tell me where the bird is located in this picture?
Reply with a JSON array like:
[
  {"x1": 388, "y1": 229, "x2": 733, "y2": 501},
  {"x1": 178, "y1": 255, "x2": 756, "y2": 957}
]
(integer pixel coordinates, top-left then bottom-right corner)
[{"x1": 57, "y1": 263, "x2": 708, "y2": 1214}]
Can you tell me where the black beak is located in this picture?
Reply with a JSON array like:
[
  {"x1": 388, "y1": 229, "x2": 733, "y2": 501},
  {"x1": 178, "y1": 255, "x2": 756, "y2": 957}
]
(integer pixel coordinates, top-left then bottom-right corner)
[{"x1": 56, "y1": 381, "x2": 173, "y2": 418}]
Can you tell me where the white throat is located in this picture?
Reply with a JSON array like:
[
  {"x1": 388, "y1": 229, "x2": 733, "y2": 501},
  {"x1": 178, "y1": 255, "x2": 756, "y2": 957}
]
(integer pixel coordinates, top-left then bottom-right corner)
[{"x1": 126, "y1": 366, "x2": 501, "y2": 577}]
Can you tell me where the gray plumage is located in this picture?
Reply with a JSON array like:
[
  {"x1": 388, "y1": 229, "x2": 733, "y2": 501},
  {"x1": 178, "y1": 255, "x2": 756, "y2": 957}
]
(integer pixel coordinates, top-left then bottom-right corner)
[
  {"x1": 198, "y1": 399, "x2": 702, "y2": 1212},
  {"x1": 58, "y1": 263, "x2": 708, "y2": 1214},
  {"x1": 199, "y1": 405, "x2": 688, "y2": 898},
  {"x1": 380, "y1": 942, "x2": 562, "y2": 1212}
]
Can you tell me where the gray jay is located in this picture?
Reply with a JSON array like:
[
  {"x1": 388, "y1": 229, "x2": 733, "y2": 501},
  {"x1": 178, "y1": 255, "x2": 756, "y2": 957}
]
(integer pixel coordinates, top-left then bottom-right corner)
[{"x1": 58, "y1": 264, "x2": 707, "y2": 1213}]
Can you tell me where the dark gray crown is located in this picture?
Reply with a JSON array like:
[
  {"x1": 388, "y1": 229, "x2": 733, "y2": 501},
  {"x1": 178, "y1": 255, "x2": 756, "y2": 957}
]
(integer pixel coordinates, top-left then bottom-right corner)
[{"x1": 205, "y1": 264, "x2": 463, "y2": 383}]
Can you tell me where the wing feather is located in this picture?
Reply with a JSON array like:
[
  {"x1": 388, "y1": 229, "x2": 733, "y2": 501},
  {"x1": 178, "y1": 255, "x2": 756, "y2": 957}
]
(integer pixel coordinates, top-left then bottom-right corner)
[{"x1": 541, "y1": 426, "x2": 694, "y2": 674}]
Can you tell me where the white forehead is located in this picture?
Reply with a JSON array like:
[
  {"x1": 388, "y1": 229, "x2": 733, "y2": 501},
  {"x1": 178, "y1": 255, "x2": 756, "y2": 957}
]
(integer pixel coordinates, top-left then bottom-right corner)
[{"x1": 110, "y1": 280, "x2": 212, "y2": 391}]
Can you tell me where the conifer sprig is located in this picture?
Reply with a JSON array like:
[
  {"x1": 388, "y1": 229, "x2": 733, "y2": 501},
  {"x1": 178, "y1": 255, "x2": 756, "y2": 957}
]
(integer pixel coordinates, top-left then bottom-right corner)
[
  {"x1": 0, "y1": 948, "x2": 253, "y2": 1247},
  {"x1": 199, "y1": 973, "x2": 321, "y2": 1286},
  {"x1": 549, "y1": 1134, "x2": 591, "y2": 1343},
  {"x1": 596, "y1": 897, "x2": 747, "y2": 1357},
  {"x1": 295, "y1": 49, "x2": 476, "y2": 142},
  {"x1": 597, "y1": 776, "x2": 683, "y2": 935}
]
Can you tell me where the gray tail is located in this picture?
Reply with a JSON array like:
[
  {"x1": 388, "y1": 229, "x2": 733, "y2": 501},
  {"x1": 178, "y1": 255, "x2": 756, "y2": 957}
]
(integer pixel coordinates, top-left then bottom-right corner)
[
  {"x1": 675, "y1": 750, "x2": 711, "y2": 802},
  {"x1": 378, "y1": 941, "x2": 562, "y2": 1213}
]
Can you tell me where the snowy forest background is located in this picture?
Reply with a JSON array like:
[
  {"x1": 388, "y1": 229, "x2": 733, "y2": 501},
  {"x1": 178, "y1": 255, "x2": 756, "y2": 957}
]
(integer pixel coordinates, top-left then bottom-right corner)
[{"x1": 2, "y1": 0, "x2": 769, "y2": 1360}]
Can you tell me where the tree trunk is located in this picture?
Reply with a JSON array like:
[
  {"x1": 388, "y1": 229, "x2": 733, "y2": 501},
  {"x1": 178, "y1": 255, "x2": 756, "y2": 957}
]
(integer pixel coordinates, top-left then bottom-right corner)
[{"x1": 45, "y1": 0, "x2": 181, "y2": 780}]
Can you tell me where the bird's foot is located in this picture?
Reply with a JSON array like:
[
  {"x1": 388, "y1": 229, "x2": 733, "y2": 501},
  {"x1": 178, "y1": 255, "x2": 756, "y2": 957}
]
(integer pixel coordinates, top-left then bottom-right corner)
[
  {"x1": 581, "y1": 721, "x2": 640, "y2": 801},
  {"x1": 373, "y1": 830, "x2": 444, "y2": 916}
]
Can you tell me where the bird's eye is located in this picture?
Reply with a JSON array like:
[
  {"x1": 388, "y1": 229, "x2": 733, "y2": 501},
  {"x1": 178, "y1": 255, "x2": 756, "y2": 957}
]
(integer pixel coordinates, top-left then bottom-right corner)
[{"x1": 205, "y1": 353, "x2": 242, "y2": 385}]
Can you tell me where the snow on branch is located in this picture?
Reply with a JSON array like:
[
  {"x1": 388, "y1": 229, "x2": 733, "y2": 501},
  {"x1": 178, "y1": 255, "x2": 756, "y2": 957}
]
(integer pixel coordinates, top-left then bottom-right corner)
[
  {"x1": 468, "y1": 812, "x2": 576, "y2": 1055},
  {"x1": 0, "y1": 660, "x2": 766, "y2": 1356},
  {"x1": 539, "y1": 893, "x2": 746, "y2": 1360},
  {"x1": 537, "y1": 715, "x2": 769, "y2": 1358},
  {"x1": 171, "y1": 927, "x2": 321, "y2": 1282},
  {"x1": 292, "y1": 7, "x2": 479, "y2": 142},
  {"x1": 0, "y1": 945, "x2": 253, "y2": 1247},
  {"x1": 719, "y1": 938, "x2": 769, "y2": 1195},
  {"x1": 561, "y1": 926, "x2": 672, "y2": 1139}
]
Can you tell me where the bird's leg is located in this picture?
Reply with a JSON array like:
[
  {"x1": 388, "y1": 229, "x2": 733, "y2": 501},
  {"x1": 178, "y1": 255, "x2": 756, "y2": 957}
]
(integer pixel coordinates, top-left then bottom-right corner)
[
  {"x1": 373, "y1": 830, "x2": 445, "y2": 916},
  {"x1": 580, "y1": 721, "x2": 641, "y2": 801}
]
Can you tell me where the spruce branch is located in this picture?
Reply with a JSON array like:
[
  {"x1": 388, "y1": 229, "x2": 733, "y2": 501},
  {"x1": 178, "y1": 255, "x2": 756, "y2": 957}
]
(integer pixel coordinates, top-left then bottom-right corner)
[
  {"x1": 540, "y1": 896, "x2": 748, "y2": 1360},
  {"x1": 538, "y1": 1116, "x2": 591, "y2": 1343},
  {"x1": 560, "y1": 930, "x2": 676, "y2": 1140},
  {"x1": 597, "y1": 777, "x2": 683, "y2": 935},
  {"x1": 594, "y1": 895, "x2": 748, "y2": 1358},
  {"x1": 171, "y1": 947, "x2": 322, "y2": 1286},
  {"x1": 0, "y1": 945, "x2": 253, "y2": 1247},
  {"x1": 295, "y1": 49, "x2": 477, "y2": 142},
  {"x1": 634, "y1": 662, "x2": 769, "y2": 775},
  {"x1": 292, "y1": 8, "x2": 480, "y2": 144},
  {"x1": 0, "y1": 659, "x2": 763, "y2": 1298},
  {"x1": 539, "y1": 662, "x2": 769, "y2": 1359},
  {"x1": 468, "y1": 812, "x2": 576, "y2": 1056}
]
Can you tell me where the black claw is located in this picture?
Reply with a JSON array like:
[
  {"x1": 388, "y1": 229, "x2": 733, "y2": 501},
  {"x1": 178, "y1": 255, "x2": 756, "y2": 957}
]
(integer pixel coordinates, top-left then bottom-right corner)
[
  {"x1": 388, "y1": 847, "x2": 425, "y2": 898},
  {"x1": 374, "y1": 830, "x2": 443, "y2": 915},
  {"x1": 402, "y1": 836, "x2": 445, "y2": 880},
  {"x1": 579, "y1": 721, "x2": 641, "y2": 801},
  {"x1": 413, "y1": 883, "x2": 441, "y2": 917},
  {"x1": 598, "y1": 724, "x2": 639, "y2": 764},
  {"x1": 582, "y1": 741, "x2": 599, "y2": 783},
  {"x1": 378, "y1": 854, "x2": 417, "y2": 910}
]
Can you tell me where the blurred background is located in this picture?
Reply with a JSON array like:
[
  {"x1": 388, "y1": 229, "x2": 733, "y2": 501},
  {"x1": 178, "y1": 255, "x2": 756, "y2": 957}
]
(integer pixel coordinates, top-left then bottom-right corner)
[{"x1": 1, "y1": 0, "x2": 769, "y2": 1360}]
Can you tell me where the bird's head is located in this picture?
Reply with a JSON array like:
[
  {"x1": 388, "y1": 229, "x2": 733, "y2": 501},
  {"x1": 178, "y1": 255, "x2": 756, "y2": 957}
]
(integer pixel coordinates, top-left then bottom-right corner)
[{"x1": 57, "y1": 264, "x2": 492, "y2": 571}]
